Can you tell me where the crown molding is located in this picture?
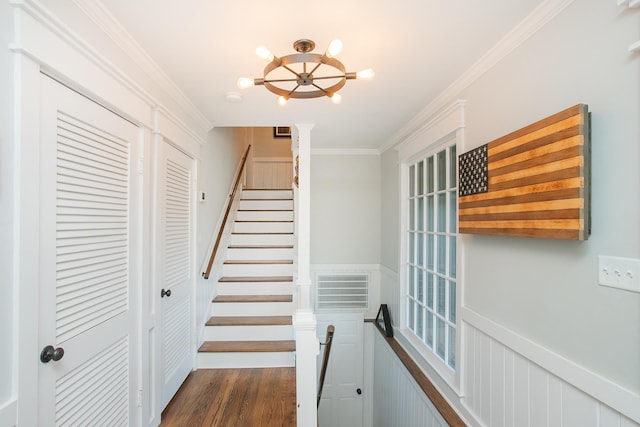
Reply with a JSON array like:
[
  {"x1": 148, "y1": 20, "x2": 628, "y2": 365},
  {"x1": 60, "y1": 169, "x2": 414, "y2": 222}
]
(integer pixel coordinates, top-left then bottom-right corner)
[
  {"x1": 72, "y1": 0, "x2": 213, "y2": 133},
  {"x1": 311, "y1": 148, "x2": 380, "y2": 156},
  {"x1": 380, "y1": 0, "x2": 576, "y2": 153}
]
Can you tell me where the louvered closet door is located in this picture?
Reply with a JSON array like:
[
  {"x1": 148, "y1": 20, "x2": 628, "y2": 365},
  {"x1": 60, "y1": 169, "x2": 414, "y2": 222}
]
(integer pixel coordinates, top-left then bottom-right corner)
[
  {"x1": 158, "y1": 142, "x2": 194, "y2": 409},
  {"x1": 38, "y1": 75, "x2": 139, "y2": 426}
]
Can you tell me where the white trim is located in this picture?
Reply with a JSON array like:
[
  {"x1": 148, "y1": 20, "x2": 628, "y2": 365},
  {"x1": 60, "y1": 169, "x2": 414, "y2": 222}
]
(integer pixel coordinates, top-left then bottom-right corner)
[
  {"x1": 0, "y1": 400, "x2": 17, "y2": 427},
  {"x1": 71, "y1": 0, "x2": 212, "y2": 132},
  {"x1": 311, "y1": 148, "x2": 380, "y2": 156},
  {"x1": 381, "y1": 0, "x2": 575, "y2": 152},
  {"x1": 462, "y1": 306, "x2": 640, "y2": 423}
]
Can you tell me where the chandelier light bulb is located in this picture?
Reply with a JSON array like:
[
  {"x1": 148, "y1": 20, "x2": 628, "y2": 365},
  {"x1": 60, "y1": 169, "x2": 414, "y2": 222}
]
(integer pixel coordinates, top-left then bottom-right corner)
[
  {"x1": 356, "y1": 68, "x2": 375, "y2": 80},
  {"x1": 256, "y1": 46, "x2": 274, "y2": 61},
  {"x1": 237, "y1": 77, "x2": 255, "y2": 89},
  {"x1": 277, "y1": 96, "x2": 288, "y2": 106},
  {"x1": 330, "y1": 93, "x2": 342, "y2": 104},
  {"x1": 326, "y1": 39, "x2": 343, "y2": 58}
]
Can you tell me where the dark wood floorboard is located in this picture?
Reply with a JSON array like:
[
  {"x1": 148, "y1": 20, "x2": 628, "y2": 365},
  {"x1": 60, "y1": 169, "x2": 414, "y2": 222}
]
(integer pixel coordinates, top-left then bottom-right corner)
[{"x1": 161, "y1": 368, "x2": 296, "y2": 427}]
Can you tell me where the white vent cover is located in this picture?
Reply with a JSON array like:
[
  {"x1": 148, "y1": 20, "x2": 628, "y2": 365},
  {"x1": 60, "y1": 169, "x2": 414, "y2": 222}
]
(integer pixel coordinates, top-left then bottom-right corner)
[{"x1": 316, "y1": 274, "x2": 369, "y2": 310}]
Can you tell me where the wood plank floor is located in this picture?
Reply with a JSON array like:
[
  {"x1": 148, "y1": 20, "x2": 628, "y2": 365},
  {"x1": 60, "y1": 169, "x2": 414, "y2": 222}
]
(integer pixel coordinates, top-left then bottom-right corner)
[{"x1": 160, "y1": 368, "x2": 296, "y2": 427}]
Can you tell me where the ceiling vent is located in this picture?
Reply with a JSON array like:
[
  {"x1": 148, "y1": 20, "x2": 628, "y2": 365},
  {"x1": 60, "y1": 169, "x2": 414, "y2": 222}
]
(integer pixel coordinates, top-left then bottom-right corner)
[{"x1": 316, "y1": 274, "x2": 369, "y2": 310}]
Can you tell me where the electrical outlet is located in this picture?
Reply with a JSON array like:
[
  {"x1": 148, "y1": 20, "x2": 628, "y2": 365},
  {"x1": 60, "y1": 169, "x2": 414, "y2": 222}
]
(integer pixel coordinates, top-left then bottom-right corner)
[{"x1": 598, "y1": 255, "x2": 640, "y2": 293}]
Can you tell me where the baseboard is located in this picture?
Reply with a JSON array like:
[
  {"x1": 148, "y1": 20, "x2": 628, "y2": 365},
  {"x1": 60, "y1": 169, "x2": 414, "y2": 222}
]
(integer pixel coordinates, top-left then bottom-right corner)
[{"x1": 0, "y1": 399, "x2": 17, "y2": 427}]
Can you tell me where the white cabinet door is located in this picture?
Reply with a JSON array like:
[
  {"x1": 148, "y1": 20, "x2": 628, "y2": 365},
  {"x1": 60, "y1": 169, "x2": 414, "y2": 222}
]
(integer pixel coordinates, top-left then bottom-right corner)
[
  {"x1": 317, "y1": 313, "x2": 365, "y2": 427},
  {"x1": 157, "y1": 141, "x2": 195, "y2": 409},
  {"x1": 38, "y1": 75, "x2": 140, "y2": 426}
]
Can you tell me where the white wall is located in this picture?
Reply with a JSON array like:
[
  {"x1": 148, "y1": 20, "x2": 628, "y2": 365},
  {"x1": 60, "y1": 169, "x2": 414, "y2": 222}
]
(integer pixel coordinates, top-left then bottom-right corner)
[
  {"x1": 380, "y1": 0, "x2": 640, "y2": 424},
  {"x1": 311, "y1": 154, "x2": 381, "y2": 264},
  {"x1": 0, "y1": 0, "x2": 15, "y2": 414}
]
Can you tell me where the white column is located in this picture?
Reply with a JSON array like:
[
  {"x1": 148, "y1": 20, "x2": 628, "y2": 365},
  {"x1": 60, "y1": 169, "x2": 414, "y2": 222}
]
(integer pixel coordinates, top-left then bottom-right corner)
[{"x1": 292, "y1": 123, "x2": 317, "y2": 427}]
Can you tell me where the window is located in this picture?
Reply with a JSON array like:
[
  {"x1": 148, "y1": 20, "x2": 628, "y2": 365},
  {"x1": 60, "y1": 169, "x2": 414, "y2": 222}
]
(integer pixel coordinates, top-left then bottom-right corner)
[{"x1": 406, "y1": 143, "x2": 458, "y2": 370}]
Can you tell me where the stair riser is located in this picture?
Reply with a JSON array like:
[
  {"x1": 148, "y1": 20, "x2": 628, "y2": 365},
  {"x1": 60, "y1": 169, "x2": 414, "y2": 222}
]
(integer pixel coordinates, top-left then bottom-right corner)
[
  {"x1": 222, "y1": 263, "x2": 294, "y2": 277},
  {"x1": 236, "y1": 210, "x2": 293, "y2": 221},
  {"x1": 217, "y1": 282, "x2": 294, "y2": 295},
  {"x1": 212, "y1": 302, "x2": 294, "y2": 316},
  {"x1": 197, "y1": 351, "x2": 295, "y2": 369},
  {"x1": 239, "y1": 200, "x2": 293, "y2": 211},
  {"x1": 230, "y1": 233, "x2": 294, "y2": 246},
  {"x1": 203, "y1": 325, "x2": 294, "y2": 341},
  {"x1": 242, "y1": 190, "x2": 293, "y2": 200},
  {"x1": 234, "y1": 222, "x2": 294, "y2": 233},
  {"x1": 226, "y1": 247, "x2": 295, "y2": 260}
]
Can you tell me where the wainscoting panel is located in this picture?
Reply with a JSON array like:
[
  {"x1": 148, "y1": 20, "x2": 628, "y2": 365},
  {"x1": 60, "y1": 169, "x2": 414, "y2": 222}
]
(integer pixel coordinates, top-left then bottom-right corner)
[
  {"x1": 462, "y1": 317, "x2": 639, "y2": 427},
  {"x1": 250, "y1": 158, "x2": 292, "y2": 189},
  {"x1": 372, "y1": 328, "x2": 448, "y2": 427}
]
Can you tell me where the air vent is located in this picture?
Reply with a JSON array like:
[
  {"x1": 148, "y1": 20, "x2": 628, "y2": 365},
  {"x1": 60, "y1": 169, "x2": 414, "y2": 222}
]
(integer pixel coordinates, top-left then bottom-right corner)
[{"x1": 316, "y1": 274, "x2": 368, "y2": 310}]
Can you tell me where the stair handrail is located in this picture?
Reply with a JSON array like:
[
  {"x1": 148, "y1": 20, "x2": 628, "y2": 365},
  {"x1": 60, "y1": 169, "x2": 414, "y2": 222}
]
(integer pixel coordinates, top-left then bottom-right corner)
[
  {"x1": 202, "y1": 144, "x2": 251, "y2": 279},
  {"x1": 317, "y1": 324, "x2": 335, "y2": 408}
]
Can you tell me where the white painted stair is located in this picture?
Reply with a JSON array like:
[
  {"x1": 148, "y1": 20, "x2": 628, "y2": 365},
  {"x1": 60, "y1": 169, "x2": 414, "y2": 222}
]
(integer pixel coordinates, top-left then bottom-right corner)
[{"x1": 198, "y1": 188, "x2": 296, "y2": 369}]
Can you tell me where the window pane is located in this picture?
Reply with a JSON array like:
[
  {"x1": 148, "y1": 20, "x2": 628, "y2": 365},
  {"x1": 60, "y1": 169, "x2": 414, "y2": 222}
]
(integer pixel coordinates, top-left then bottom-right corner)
[
  {"x1": 417, "y1": 269, "x2": 425, "y2": 304},
  {"x1": 437, "y1": 150, "x2": 446, "y2": 191},
  {"x1": 449, "y1": 145, "x2": 457, "y2": 188},
  {"x1": 409, "y1": 199, "x2": 415, "y2": 230},
  {"x1": 408, "y1": 233, "x2": 415, "y2": 263},
  {"x1": 427, "y1": 157, "x2": 434, "y2": 193},
  {"x1": 427, "y1": 273, "x2": 434, "y2": 309},
  {"x1": 418, "y1": 197, "x2": 424, "y2": 231},
  {"x1": 408, "y1": 300, "x2": 415, "y2": 331},
  {"x1": 449, "y1": 281, "x2": 456, "y2": 323},
  {"x1": 449, "y1": 191, "x2": 457, "y2": 233},
  {"x1": 417, "y1": 233, "x2": 424, "y2": 266},
  {"x1": 427, "y1": 234, "x2": 434, "y2": 270},
  {"x1": 416, "y1": 306, "x2": 424, "y2": 340},
  {"x1": 426, "y1": 313, "x2": 434, "y2": 348},
  {"x1": 448, "y1": 327, "x2": 456, "y2": 369},
  {"x1": 437, "y1": 235, "x2": 446, "y2": 274},
  {"x1": 409, "y1": 164, "x2": 416, "y2": 196},
  {"x1": 408, "y1": 265, "x2": 415, "y2": 297},
  {"x1": 436, "y1": 318, "x2": 445, "y2": 358},
  {"x1": 417, "y1": 161, "x2": 424, "y2": 195},
  {"x1": 437, "y1": 193, "x2": 446, "y2": 232},
  {"x1": 427, "y1": 196, "x2": 434, "y2": 232},
  {"x1": 449, "y1": 236, "x2": 456, "y2": 278},
  {"x1": 437, "y1": 277, "x2": 446, "y2": 316}
]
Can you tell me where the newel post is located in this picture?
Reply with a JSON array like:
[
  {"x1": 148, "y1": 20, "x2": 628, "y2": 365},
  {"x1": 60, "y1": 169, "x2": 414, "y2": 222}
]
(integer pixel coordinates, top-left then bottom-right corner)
[{"x1": 292, "y1": 123, "x2": 318, "y2": 427}]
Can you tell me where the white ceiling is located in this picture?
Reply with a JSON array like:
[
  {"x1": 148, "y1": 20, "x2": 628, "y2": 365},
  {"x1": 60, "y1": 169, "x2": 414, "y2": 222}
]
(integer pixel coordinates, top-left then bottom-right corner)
[{"x1": 102, "y1": 0, "x2": 544, "y2": 149}]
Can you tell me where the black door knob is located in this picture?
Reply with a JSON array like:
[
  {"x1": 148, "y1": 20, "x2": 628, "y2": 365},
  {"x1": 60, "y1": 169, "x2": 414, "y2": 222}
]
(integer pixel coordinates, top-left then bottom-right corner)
[
  {"x1": 40, "y1": 345, "x2": 64, "y2": 363},
  {"x1": 161, "y1": 288, "x2": 172, "y2": 298},
  {"x1": 356, "y1": 388, "x2": 362, "y2": 395}
]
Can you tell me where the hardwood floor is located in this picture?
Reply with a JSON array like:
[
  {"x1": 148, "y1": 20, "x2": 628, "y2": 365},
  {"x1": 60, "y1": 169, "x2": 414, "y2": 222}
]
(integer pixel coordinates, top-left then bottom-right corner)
[{"x1": 160, "y1": 368, "x2": 296, "y2": 427}]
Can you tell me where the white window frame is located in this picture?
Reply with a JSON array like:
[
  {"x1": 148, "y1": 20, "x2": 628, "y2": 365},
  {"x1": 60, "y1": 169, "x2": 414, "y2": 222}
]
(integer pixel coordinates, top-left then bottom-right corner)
[{"x1": 396, "y1": 101, "x2": 465, "y2": 392}]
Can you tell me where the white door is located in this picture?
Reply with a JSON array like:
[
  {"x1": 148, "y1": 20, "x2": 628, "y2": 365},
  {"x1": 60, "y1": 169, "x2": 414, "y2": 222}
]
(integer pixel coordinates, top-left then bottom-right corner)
[
  {"x1": 38, "y1": 75, "x2": 140, "y2": 425},
  {"x1": 157, "y1": 141, "x2": 195, "y2": 409},
  {"x1": 317, "y1": 313, "x2": 365, "y2": 427}
]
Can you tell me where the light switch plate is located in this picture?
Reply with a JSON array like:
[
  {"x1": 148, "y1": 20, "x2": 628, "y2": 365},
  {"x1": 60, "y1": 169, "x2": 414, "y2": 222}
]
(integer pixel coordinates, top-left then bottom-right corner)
[{"x1": 598, "y1": 255, "x2": 640, "y2": 292}]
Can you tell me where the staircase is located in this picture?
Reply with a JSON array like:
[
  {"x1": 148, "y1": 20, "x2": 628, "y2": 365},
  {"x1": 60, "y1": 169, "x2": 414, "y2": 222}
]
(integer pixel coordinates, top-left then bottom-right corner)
[{"x1": 197, "y1": 188, "x2": 296, "y2": 369}]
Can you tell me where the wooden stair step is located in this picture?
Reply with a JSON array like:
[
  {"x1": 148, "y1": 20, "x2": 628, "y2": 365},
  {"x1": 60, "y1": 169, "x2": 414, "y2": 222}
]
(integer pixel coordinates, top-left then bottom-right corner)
[
  {"x1": 198, "y1": 340, "x2": 296, "y2": 353},
  {"x1": 238, "y1": 209, "x2": 294, "y2": 212},
  {"x1": 206, "y1": 316, "x2": 292, "y2": 326},
  {"x1": 232, "y1": 232, "x2": 293, "y2": 235},
  {"x1": 241, "y1": 198, "x2": 293, "y2": 201},
  {"x1": 223, "y1": 260, "x2": 293, "y2": 265},
  {"x1": 213, "y1": 295, "x2": 292, "y2": 303},
  {"x1": 235, "y1": 220, "x2": 293, "y2": 223},
  {"x1": 218, "y1": 276, "x2": 293, "y2": 283}
]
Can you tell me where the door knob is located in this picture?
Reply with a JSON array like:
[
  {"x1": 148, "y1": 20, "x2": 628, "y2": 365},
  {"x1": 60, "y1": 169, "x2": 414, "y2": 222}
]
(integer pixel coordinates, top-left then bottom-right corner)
[
  {"x1": 40, "y1": 345, "x2": 64, "y2": 363},
  {"x1": 161, "y1": 288, "x2": 172, "y2": 298},
  {"x1": 356, "y1": 388, "x2": 362, "y2": 395}
]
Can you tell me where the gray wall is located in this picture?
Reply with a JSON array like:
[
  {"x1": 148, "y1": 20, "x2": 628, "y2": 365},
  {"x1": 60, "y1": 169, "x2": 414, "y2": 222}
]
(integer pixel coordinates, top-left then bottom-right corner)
[
  {"x1": 381, "y1": 0, "x2": 640, "y2": 394},
  {"x1": 1, "y1": 0, "x2": 14, "y2": 406},
  {"x1": 311, "y1": 154, "x2": 381, "y2": 264}
]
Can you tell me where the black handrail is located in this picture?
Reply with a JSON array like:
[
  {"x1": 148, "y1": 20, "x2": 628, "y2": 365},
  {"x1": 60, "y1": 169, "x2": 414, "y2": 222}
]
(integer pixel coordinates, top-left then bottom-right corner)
[
  {"x1": 203, "y1": 144, "x2": 251, "y2": 279},
  {"x1": 317, "y1": 324, "x2": 335, "y2": 408}
]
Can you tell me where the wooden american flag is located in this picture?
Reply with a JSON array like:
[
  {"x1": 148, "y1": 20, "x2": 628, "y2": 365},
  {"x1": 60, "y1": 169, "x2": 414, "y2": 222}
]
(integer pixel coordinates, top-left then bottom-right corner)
[{"x1": 458, "y1": 104, "x2": 590, "y2": 240}]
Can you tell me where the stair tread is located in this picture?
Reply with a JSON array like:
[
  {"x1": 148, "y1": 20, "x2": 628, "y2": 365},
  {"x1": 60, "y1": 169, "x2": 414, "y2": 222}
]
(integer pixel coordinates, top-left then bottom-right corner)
[
  {"x1": 228, "y1": 245, "x2": 294, "y2": 249},
  {"x1": 232, "y1": 232, "x2": 293, "y2": 235},
  {"x1": 198, "y1": 340, "x2": 296, "y2": 353},
  {"x1": 223, "y1": 260, "x2": 293, "y2": 265},
  {"x1": 213, "y1": 295, "x2": 293, "y2": 303},
  {"x1": 241, "y1": 198, "x2": 293, "y2": 201},
  {"x1": 238, "y1": 209, "x2": 294, "y2": 212},
  {"x1": 219, "y1": 276, "x2": 293, "y2": 283},
  {"x1": 235, "y1": 220, "x2": 294, "y2": 223},
  {"x1": 206, "y1": 316, "x2": 292, "y2": 326}
]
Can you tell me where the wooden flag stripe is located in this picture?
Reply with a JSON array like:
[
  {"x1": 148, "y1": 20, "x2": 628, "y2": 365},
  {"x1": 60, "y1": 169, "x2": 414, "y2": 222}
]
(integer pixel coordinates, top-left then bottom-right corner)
[
  {"x1": 489, "y1": 156, "x2": 583, "y2": 185},
  {"x1": 488, "y1": 135, "x2": 583, "y2": 171},
  {"x1": 459, "y1": 198, "x2": 583, "y2": 216},
  {"x1": 490, "y1": 146, "x2": 582, "y2": 178},
  {"x1": 459, "y1": 208, "x2": 581, "y2": 222},
  {"x1": 458, "y1": 187, "x2": 581, "y2": 211},
  {"x1": 458, "y1": 227, "x2": 581, "y2": 240},
  {"x1": 458, "y1": 177, "x2": 583, "y2": 204},
  {"x1": 459, "y1": 218, "x2": 583, "y2": 230},
  {"x1": 488, "y1": 125, "x2": 581, "y2": 164},
  {"x1": 489, "y1": 166, "x2": 583, "y2": 192}
]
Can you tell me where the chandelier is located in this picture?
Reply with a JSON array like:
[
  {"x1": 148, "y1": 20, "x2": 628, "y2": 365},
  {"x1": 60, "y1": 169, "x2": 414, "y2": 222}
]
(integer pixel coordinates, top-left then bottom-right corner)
[{"x1": 237, "y1": 39, "x2": 374, "y2": 106}]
